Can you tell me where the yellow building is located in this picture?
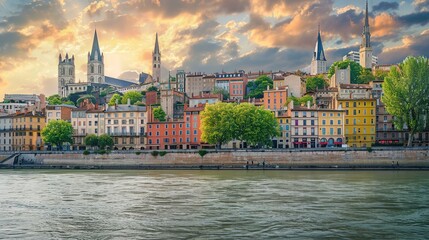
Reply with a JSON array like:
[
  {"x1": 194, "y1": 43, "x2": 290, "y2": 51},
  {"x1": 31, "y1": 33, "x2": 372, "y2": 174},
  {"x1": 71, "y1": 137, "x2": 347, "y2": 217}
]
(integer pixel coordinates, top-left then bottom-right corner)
[
  {"x1": 274, "y1": 110, "x2": 291, "y2": 148},
  {"x1": 318, "y1": 109, "x2": 345, "y2": 147},
  {"x1": 12, "y1": 111, "x2": 46, "y2": 151},
  {"x1": 338, "y1": 99, "x2": 376, "y2": 147}
]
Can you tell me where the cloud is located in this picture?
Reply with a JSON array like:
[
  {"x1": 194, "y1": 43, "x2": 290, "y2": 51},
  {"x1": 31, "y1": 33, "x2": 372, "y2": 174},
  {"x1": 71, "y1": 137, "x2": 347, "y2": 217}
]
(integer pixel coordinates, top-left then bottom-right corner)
[
  {"x1": 117, "y1": 70, "x2": 139, "y2": 81},
  {"x1": 378, "y1": 30, "x2": 429, "y2": 64},
  {"x1": 414, "y1": 0, "x2": 429, "y2": 11},
  {"x1": 84, "y1": 1, "x2": 107, "y2": 17},
  {"x1": 397, "y1": 11, "x2": 429, "y2": 26},
  {"x1": 373, "y1": 1, "x2": 399, "y2": 12}
]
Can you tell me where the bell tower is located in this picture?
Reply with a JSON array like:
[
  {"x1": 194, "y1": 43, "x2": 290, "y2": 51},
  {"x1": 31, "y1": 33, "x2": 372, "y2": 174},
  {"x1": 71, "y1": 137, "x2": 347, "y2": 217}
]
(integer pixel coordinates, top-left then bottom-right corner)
[{"x1": 58, "y1": 53, "x2": 75, "y2": 97}]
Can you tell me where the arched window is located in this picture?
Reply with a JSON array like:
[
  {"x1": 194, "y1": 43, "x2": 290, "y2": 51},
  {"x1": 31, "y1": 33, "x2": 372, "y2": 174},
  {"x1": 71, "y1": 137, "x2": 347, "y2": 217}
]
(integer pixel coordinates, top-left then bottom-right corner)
[
  {"x1": 98, "y1": 77, "x2": 102, "y2": 82},
  {"x1": 90, "y1": 64, "x2": 94, "y2": 73},
  {"x1": 61, "y1": 78, "x2": 65, "y2": 86},
  {"x1": 90, "y1": 76, "x2": 94, "y2": 82},
  {"x1": 69, "y1": 68, "x2": 73, "y2": 76},
  {"x1": 62, "y1": 67, "x2": 65, "y2": 75},
  {"x1": 98, "y1": 65, "x2": 102, "y2": 74},
  {"x1": 153, "y1": 64, "x2": 156, "y2": 68}
]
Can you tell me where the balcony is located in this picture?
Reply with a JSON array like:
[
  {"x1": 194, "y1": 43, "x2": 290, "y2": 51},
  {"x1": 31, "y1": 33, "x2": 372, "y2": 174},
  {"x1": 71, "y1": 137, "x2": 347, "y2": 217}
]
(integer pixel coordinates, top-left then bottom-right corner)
[{"x1": 108, "y1": 132, "x2": 142, "y2": 136}]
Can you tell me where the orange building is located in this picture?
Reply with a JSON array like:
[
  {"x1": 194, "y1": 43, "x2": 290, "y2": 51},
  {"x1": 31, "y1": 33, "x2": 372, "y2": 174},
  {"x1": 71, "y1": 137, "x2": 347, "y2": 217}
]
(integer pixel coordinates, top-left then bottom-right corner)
[
  {"x1": 12, "y1": 111, "x2": 46, "y2": 151},
  {"x1": 184, "y1": 104, "x2": 205, "y2": 149},
  {"x1": 263, "y1": 86, "x2": 288, "y2": 111},
  {"x1": 146, "y1": 121, "x2": 184, "y2": 150}
]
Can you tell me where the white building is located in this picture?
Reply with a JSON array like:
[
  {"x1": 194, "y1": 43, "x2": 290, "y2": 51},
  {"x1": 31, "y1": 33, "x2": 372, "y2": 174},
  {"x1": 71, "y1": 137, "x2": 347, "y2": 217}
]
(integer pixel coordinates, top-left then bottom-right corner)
[
  {"x1": 343, "y1": 51, "x2": 378, "y2": 66},
  {"x1": 284, "y1": 74, "x2": 305, "y2": 97},
  {"x1": 0, "y1": 114, "x2": 13, "y2": 151}
]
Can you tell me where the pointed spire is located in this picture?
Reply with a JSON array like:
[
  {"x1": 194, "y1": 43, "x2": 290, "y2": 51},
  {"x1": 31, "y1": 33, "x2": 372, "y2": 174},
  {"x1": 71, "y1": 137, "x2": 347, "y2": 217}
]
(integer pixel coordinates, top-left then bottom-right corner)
[
  {"x1": 313, "y1": 25, "x2": 326, "y2": 61},
  {"x1": 90, "y1": 29, "x2": 102, "y2": 61},
  {"x1": 365, "y1": 0, "x2": 369, "y2": 28},
  {"x1": 154, "y1": 32, "x2": 160, "y2": 54},
  {"x1": 361, "y1": 0, "x2": 371, "y2": 48},
  {"x1": 59, "y1": 53, "x2": 62, "y2": 62}
]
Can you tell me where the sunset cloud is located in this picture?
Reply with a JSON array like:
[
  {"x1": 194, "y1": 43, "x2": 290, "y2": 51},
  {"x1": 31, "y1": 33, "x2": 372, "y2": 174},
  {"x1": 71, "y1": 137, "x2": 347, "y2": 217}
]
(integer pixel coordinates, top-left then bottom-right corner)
[{"x1": 0, "y1": 0, "x2": 429, "y2": 100}]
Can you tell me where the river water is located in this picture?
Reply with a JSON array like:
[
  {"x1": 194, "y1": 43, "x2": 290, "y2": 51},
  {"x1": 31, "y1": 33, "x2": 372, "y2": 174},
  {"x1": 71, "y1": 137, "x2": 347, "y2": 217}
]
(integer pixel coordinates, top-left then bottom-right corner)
[{"x1": 0, "y1": 170, "x2": 428, "y2": 239}]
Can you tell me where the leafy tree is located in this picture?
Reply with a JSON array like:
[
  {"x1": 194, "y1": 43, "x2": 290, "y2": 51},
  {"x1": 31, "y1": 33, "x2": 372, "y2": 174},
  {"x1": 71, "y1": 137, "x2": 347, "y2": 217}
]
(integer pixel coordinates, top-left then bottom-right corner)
[
  {"x1": 68, "y1": 92, "x2": 85, "y2": 105},
  {"x1": 121, "y1": 91, "x2": 143, "y2": 105},
  {"x1": 47, "y1": 94, "x2": 63, "y2": 105},
  {"x1": 306, "y1": 75, "x2": 328, "y2": 92},
  {"x1": 374, "y1": 69, "x2": 389, "y2": 81},
  {"x1": 382, "y1": 56, "x2": 429, "y2": 147},
  {"x1": 200, "y1": 102, "x2": 236, "y2": 149},
  {"x1": 246, "y1": 75, "x2": 273, "y2": 99},
  {"x1": 328, "y1": 60, "x2": 363, "y2": 84},
  {"x1": 287, "y1": 95, "x2": 314, "y2": 106},
  {"x1": 153, "y1": 107, "x2": 167, "y2": 121},
  {"x1": 212, "y1": 86, "x2": 230, "y2": 100},
  {"x1": 134, "y1": 101, "x2": 146, "y2": 106},
  {"x1": 84, "y1": 134, "x2": 98, "y2": 149},
  {"x1": 108, "y1": 93, "x2": 123, "y2": 106},
  {"x1": 358, "y1": 68, "x2": 375, "y2": 84},
  {"x1": 41, "y1": 120, "x2": 73, "y2": 150},
  {"x1": 98, "y1": 134, "x2": 114, "y2": 150},
  {"x1": 233, "y1": 103, "x2": 280, "y2": 147}
]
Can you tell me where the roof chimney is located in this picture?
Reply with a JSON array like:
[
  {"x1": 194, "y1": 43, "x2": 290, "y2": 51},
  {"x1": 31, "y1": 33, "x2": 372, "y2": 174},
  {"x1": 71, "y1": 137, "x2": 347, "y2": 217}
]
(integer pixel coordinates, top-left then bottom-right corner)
[
  {"x1": 307, "y1": 101, "x2": 311, "y2": 109},
  {"x1": 127, "y1": 98, "x2": 131, "y2": 106}
]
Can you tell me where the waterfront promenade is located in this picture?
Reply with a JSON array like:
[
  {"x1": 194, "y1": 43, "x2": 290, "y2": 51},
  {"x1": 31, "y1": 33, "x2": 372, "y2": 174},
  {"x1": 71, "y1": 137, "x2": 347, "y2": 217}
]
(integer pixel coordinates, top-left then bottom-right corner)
[{"x1": 1, "y1": 147, "x2": 428, "y2": 170}]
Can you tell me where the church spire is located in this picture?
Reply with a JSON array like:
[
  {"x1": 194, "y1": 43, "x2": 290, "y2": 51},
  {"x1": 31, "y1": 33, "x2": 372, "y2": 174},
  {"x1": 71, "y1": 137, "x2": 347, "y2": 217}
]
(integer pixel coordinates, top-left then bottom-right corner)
[
  {"x1": 154, "y1": 32, "x2": 160, "y2": 54},
  {"x1": 90, "y1": 29, "x2": 102, "y2": 61},
  {"x1": 362, "y1": 0, "x2": 371, "y2": 48},
  {"x1": 313, "y1": 25, "x2": 326, "y2": 61}
]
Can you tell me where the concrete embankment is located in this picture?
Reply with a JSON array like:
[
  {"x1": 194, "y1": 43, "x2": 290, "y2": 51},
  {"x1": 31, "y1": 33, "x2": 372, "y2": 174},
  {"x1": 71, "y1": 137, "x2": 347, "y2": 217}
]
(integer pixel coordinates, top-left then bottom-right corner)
[{"x1": 1, "y1": 148, "x2": 429, "y2": 169}]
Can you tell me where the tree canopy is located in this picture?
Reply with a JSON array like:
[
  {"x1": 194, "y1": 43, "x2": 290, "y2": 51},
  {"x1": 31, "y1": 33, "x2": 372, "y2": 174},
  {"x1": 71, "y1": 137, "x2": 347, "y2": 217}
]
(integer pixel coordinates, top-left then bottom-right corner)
[
  {"x1": 84, "y1": 134, "x2": 98, "y2": 149},
  {"x1": 77, "y1": 94, "x2": 96, "y2": 105},
  {"x1": 288, "y1": 95, "x2": 314, "y2": 106},
  {"x1": 200, "y1": 102, "x2": 280, "y2": 148},
  {"x1": 306, "y1": 75, "x2": 328, "y2": 92},
  {"x1": 41, "y1": 120, "x2": 73, "y2": 149},
  {"x1": 121, "y1": 91, "x2": 143, "y2": 105},
  {"x1": 108, "y1": 93, "x2": 123, "y2": 106},
  {"x1": 246, "y1": 75, "x2": 273, "y2": 99},
  {"x1": 98, "y1": 134, "x2": 114, "y2": 150},
  {"x1": 153, "y1": 107, "x2": 166, "y2": 121},
  {"x1": 328, "y1": 60, "x2": 363, "y2": 84},
  {"x1": 382, "y1": 56, "x2": 429, "y2": 146},
  {"x1": 357, "y1": 68, "x2": 375, "y2": 84},
  {"x1": 47, "y1": 94, "x2": 75, "y2": 106},
  {"x1": 212, "y1": 86, "x2": 230, "y2": 100}
]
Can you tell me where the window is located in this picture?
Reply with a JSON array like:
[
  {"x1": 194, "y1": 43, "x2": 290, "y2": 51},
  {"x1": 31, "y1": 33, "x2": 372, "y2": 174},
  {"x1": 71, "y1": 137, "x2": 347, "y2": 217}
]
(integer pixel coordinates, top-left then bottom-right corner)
[
  {"x1": 321, "y1": 128, "x2": 326, "y2": 135},
  {"x1": 337, "y1": 128, "x2": 341, "y2": 135},
  {"x1": 303, "y1": 120, "x2": 307, "y2": 126},
  {"x1": 338, "y1": 120, "x2": 341, "y2": 125},
  {"x1": 330, "y1": 128, "x2": 334, "y2": 135},
  {"x1": 330, "y1": 120, "x2": 333, "y2": 125},
  {"x1": 322, "y1": 120, "x2": 326, "y2": 125}
]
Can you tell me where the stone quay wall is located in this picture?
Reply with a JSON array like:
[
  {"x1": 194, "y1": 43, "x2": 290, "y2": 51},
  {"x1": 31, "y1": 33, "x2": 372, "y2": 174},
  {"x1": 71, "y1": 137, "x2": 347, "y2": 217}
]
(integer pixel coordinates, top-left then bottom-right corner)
[{"x1": 2, "y1": 148, "x2": 428, "y2": 169}]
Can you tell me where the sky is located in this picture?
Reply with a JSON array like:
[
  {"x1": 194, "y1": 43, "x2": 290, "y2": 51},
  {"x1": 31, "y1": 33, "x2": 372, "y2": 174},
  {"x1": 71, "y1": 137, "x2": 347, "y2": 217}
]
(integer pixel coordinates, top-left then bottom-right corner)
[{"x1": 1, "y1": 0, "x2": 429, "y2": 100}]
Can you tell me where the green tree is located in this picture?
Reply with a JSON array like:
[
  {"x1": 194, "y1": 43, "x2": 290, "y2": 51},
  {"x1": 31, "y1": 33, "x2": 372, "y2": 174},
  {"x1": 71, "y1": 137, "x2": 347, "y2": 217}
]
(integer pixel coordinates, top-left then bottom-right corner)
[
  {"x1": 287, "y1": 95, "x2": 314, "y2": 106},
  {"x1": 306, "y1": 75, "x2": 328, "y2": 92},
  {"x1": 153, "y1": 107, "x2": 167, "y2": 121},
  {"x1": 358, "y1": 68, "x2": 375, "y2": 84},
  {"x1": 121, "y1": 91, "x2": 143, "y2": 105},
  {"x1": 98, "y1": 134, "x2": 114, "y2": 150},
  {"x1": 212, "y1": 86, "x2": 230, "y2": 100},
  {"x1": 246, "y1": 75, "x2": 273, "y2": 99},
  {"x1": 253, "y1": 108, "x2": 280, "y2": 147},
  {"x1": 200, "y1": 102, "x2": 236, "y2": 149},
  {"x1": 328, "y1": 60, "x2": 363, "y2": 84},
  {"x1": 47, "y1": 94, "x2": 63, "y2": 105},
  {"x1": 84, "y1": 134, "x2": 99, "y2": 149},
  {"x1": 233, "y1": 103, "x2": 280, "y2": 147},
  {"x1": 108, "y1": 93, "x2": 123, "y2": 106},
  {"x1": 374, "y1": 69, "x2": 389, "y2": 81},
  {"x1": 382, "y1": 56, "x2": 429, "y2": 147},
  {"x1": 41, "y1": 120, "x2": 73, "y2": 150}
]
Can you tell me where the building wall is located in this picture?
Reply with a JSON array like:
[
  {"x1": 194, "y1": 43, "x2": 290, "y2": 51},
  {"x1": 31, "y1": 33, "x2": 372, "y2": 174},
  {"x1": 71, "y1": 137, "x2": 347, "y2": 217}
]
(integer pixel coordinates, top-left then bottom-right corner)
[
  {"x1": 46, "y1": 106, "x2": 74, "y2": 123},
  {"x1": 12, "y1": 112, "x2": 45, "y2": 151},
  {"x1": 339, "y1": 99, "x2": 376, "y2": 147},
  {"x1": 185, "y1": 75, "x2": 204, "y2": 97},
  {"x1": 184, "y1": 110, "x2": 201, "y2": 148},
  {"x1": 0, "y1": 115, "x2": 13, "y2": 151},
  {"x1": 263, "y1": 88, "x2": 288, "y2": 111},
  {"x1": 291, "y1": 109, "x2": 319, "y2": 148},
  {"x1": 146, "y1": 121, "x2": 185, "y2": 150},
  {"x1": 284, "y1": 75, "x2": 304, "y2": 97},
  {"x1": 318, "y1": 110, "x2": 345, "y2": 147}
]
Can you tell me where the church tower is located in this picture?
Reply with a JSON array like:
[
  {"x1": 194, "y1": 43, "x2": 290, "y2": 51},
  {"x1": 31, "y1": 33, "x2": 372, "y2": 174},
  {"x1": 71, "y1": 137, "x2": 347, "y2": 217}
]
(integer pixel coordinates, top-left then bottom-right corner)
[
  {"x1": 310, "y1": 25, "x2": 327, "y2": 75},
  {"x1": 359, "y1": 0, "x2": 373, "y2": 69},
  {"x1": 87, "y1": 30, "x2": 105, "y2": 83},
  {"x1": 152, "y1": 33, "x2": 161, "y2": 84},
  {"x1": 58, "y1": 53, "x2": 75, "y2": 97}
]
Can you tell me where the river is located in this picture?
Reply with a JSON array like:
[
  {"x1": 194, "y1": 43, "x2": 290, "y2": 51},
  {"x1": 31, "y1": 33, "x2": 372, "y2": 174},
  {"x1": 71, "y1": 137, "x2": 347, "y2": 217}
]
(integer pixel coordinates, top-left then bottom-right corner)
[{"x1": 0, "y1": 170, "x2": 428, "y2": 239}]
